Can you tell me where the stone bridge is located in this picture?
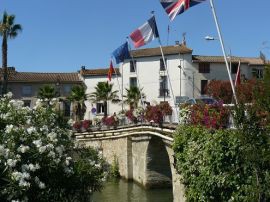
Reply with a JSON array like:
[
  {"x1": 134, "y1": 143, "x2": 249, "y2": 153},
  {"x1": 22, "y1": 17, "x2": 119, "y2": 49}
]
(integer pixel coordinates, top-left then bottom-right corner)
[{"x1": 75, "y1": 124, "x2": 185, "y2": 202}]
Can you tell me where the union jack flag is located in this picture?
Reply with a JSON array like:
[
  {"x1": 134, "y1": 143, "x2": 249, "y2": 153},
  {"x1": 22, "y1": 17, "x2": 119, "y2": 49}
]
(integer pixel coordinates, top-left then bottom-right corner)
[{"x1": 160, "y1": 0, "x2": 206, "y2": 21}]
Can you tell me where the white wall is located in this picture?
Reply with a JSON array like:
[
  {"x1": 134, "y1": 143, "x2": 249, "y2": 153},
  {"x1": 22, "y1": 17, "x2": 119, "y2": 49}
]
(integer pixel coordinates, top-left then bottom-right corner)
[
  {"x1": 82, "y1": 52, "x2": 265, "y2": 122},
  {"x1": 121, "y1": 53, "x2": 193, "y2": 122},
  {"x1": 83, "y1": 75, "x2": 122, "y2": 120}
]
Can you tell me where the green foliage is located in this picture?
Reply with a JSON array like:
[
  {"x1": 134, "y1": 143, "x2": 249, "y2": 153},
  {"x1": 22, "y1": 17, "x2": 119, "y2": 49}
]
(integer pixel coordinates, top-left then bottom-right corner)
[
  {"x1": 109, "y1": 155, "x2": 120, "y2": 178},
  {"x1": 68, "y1": 85, "x2": 87, "y2": 121},
  {"x1": 173, "y1": 125, "x2": 270, "y2": 201},
  {"x1": 37, "y1": 84, "x2": 57, "y2": 100},
  {"x1": 0, "y1": 93, "x2": 105, "y2": 201},
  {"x1": 0, "y1": 11, "x2": 22, "y2": 94},
  {"x1": 124, "y1": 86, "x2": 145, "y2": 109}
]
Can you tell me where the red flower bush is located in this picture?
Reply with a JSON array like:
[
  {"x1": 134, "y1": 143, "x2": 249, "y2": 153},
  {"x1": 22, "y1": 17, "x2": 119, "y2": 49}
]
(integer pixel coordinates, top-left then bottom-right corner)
[
  {"x1": 206, "y1": 80, "x2": 232, "y2": 104},
  {"x1": 125, "y1": 109, "x2": 137, "y2": 123},
  {"x1": 102, "y1": 116, "x2": 117, "y2": 126},
  {"x1": 159, "y1": 101, "x2": 173, "y2": 116},
  {"x1": 82, "y1": 120, "x2": 92, "y2": 130},
  {"x1": 145, "y1": 105, "x2": 163, "y2": 124},
  {"x1": 189, "y1": 102, "x2": 229, "y2": 129},
  {"x1": 73, "y1": 121, "x2": 82, "y2": 131}
]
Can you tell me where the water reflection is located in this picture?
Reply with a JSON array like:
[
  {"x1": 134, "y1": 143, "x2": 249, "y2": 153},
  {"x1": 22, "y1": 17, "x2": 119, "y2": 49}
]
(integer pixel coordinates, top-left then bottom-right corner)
[{"x1": 92, "y1": 179, "x2": 173, "y2": 202}]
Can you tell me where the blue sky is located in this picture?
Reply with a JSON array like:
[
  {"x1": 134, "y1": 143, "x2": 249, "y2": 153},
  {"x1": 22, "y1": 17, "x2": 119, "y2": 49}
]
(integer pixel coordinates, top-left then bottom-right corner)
[{"x1": 0, "y1": 0, "x2": 269, "y2": 72}]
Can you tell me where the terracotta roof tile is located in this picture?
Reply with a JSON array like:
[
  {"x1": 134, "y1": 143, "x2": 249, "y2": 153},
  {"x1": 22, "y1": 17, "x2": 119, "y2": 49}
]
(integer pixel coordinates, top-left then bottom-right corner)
[
  {"x1": 80, "y1": 68, "x2": 120, "y2": 76},
  {"x1": 6, "y1": 72, "x2": 82, "y2": 83},
  {"x1": 130, "y1": 45, "x2": 192, "y2": 58},
  {"x1": 192, "y1": 55, "x2": 266, "y2": 65}
]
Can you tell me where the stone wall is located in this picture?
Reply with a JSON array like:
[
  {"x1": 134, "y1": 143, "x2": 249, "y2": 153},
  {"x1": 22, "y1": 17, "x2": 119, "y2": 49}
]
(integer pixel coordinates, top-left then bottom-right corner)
[{"x1": 76, "y1": 127, "x2": 185, "y2": 202}]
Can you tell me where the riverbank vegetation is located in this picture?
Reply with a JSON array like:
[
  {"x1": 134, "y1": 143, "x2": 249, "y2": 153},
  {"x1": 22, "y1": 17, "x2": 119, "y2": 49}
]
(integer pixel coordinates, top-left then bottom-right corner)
[
  {"x1": 174, "y1": 66, "x2": 270, "y2": 201},
  {"x1": 0, "y1": 93, "x2": 105, "y2": 201}
]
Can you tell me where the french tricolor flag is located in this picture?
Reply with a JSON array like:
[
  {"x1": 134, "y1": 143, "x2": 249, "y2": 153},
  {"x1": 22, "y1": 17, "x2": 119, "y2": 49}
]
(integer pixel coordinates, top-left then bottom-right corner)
[{"x1": 130, "y1": 16, "x2": 159, "y2": 48}]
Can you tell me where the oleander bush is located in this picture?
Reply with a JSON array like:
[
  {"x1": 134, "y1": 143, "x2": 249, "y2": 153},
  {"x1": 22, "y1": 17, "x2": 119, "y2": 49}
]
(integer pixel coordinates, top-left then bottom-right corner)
[{"x1": 0, "y1": 93, "x2": 105, "y2": 202}]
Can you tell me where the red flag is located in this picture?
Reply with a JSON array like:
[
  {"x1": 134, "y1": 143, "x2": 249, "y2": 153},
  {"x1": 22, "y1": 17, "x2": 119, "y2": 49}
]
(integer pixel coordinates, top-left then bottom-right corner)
[
  {"x1": 235, "y1": 60, "x2": 241, "y2": 86},
  {"x1": 108, "y1": 60, "x2": 114, "y2": 81}
]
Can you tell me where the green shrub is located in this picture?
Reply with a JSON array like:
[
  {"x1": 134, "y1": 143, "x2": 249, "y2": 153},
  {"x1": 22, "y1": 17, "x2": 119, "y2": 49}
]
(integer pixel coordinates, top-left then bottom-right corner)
[
  {"x1": 109, "y1": 155, "x2": 120, "y2": 178},
  {"x1": 173, "y1": 126, "x2": 270, "y2": 201}
]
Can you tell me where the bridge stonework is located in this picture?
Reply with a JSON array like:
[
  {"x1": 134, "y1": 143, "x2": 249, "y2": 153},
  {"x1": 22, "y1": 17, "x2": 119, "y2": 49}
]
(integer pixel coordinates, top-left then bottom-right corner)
[{"x1": 75, "y1": 125, "x2": 185, "y2": 202}]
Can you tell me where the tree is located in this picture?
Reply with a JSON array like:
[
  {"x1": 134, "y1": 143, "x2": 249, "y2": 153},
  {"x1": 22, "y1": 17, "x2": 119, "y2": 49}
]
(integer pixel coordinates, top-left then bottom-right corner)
[
  {"x1": 123, "y1": 86, "x2": 144, "y2": 109},
  {"x1": 206, "y1": 80, "x2": 232, "y2": 104},
  {"x1": 89, "y1": 82, "x2": 119, "y2": 117},
  {"x1": 37, "y1": 85, "x2": 57, "y2": 100},
  {"x1": 206, "y1": 79, "x2": 258, "y2": 104},
  {"x1": 0, "y1": 11, "x2": 22, "y2": 95},
  {"x1": 68, "y1": 85, "x2": 87, "y2": 121}
]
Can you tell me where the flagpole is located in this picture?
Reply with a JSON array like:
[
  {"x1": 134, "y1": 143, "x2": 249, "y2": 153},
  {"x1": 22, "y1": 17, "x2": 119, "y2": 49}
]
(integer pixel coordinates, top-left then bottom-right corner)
[
  {"x1": 121, "y1": 62, "x2": 124, "y2": 112},
  {"x1": 126, "y1": 37, "x2": 145, "y2": 109},
  {"x1": 209, "y1": 0, "x2": 238, "y2": 104},
  {"x1": 158, "y1": 38, "x2": 179, "y2": 120},
  {"x1": 167, "y1": 25, "x2": 170, "y2": 46},
  {"x1": 151, "y1": 11, "x2": 179, "y2": 121}
]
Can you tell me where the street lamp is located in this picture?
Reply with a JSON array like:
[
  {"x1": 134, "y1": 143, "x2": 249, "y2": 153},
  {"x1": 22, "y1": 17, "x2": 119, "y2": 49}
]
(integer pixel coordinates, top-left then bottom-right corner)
[{"x1": 205, "y1": 35, "x2": 216, "y2": 41}]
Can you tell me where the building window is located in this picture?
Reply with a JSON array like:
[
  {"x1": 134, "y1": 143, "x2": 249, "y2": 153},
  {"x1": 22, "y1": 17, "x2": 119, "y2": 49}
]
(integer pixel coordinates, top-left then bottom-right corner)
[
  {"x1": 160, "y1": 58, "x2": 167, "y2": 71},
  {"x1": 64, "y1": 84, "x2": 72, "y2": 95},
  {"x1": 97, "y1": 103, "x2": 105, "y2": 114},
  {"x1": 22, "y1": 85, "x2": 32, "y2": 97},
  {"x1": 130, "y1": 60, "x2": 136, "y2": 73},
  {"x1": 252, "y1": 68, "x2": 264, "y2": 79},
  {"x1": 130, "y1": 77, "x2": 137, "y2": 87},
  {"x1": 198, "y1": 63, "x2": 210, "y2": 73},
  {"x1": 159, "y1": 76, "x2": 169, "y2": 97},
  {"x1": 23, "y1": 100, "x2": 31, "y2": 107},
  {"x1": 201, "y1": 80, "x2": 208, "y2": 95},
  {"x1": 231, "y1": 63, "x2": 238, "y2": 74}
]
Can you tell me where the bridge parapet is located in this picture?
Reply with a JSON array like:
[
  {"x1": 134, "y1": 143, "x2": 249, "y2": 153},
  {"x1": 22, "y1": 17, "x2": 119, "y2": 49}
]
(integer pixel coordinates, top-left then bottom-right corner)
[{"x1": 74, "y1": 123, "x2": 176, "y2": 143}]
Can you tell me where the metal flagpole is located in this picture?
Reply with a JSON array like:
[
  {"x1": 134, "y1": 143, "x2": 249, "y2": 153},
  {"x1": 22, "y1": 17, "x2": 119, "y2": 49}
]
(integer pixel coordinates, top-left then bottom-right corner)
[
  {"x1": 121, "y1": 62, "x2": 124, "y2": 112},
  {"x1": 209, "y1": 0, "x2": 238, "y2": 104},
  {"x1": 126, "y1": 38, "x2": 145, "y2": 109},
  {"x1": 151, "y1": 11, "x2": 179, "y2": 121},
  {"x1": 158, "y1": 38, "x2": 179, "y2": 120}
]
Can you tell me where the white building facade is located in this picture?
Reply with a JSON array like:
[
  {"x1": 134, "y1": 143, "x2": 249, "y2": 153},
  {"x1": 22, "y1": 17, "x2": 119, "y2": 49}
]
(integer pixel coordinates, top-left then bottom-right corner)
[
  {"x1": 81, "y1": 44, "x2": 266, "y2": 122},
  {"x1": 80, "y1": 67, "x2": 122, "y2": 120}
]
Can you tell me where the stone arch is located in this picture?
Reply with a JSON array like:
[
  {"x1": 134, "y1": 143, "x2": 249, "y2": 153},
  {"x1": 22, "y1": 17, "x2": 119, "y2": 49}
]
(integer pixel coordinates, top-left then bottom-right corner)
[{"x1": 144, "y1": 135, "x2": 172, "y2": 189}]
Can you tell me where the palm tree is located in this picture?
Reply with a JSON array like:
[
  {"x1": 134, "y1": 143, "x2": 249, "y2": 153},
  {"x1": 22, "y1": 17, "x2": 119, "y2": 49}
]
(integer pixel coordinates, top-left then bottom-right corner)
[
  {"x1": 0, "y1": 11, "x2": 22, "y2": 95},
  {"x1": 37, "y1": 85, "x2": 57, "y2": 100},
  {"x1": 124, "y1": 86, "x2": 145, "y2": 109},
  {"x1": 68, "y1": 85, "x2": 87, "y2": 121},
  {"x1": 89, "y1": 82, "x2": 119, "y2": 117}
]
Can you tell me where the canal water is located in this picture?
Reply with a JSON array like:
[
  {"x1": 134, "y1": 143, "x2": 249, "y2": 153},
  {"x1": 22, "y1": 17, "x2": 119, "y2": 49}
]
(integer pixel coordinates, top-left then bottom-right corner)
[{"x1": 92, "y1": 179, "x2": 173, "y2": 202}]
